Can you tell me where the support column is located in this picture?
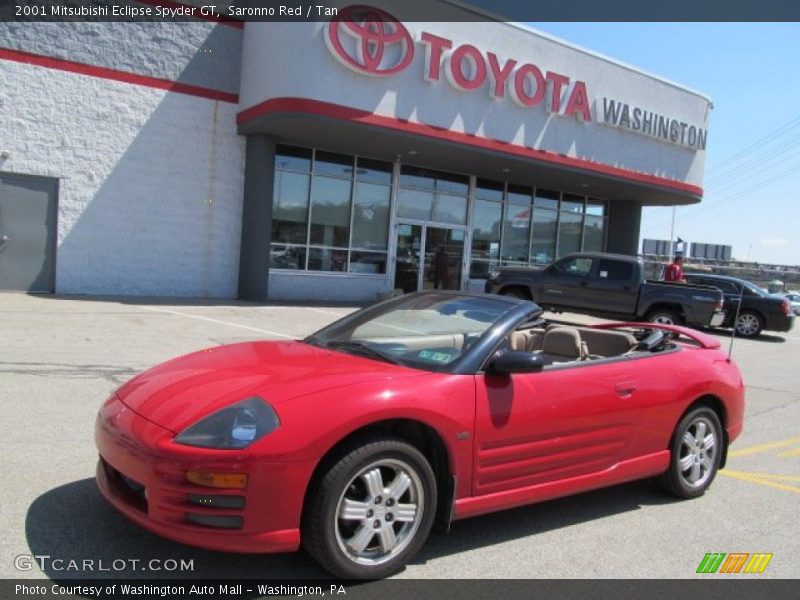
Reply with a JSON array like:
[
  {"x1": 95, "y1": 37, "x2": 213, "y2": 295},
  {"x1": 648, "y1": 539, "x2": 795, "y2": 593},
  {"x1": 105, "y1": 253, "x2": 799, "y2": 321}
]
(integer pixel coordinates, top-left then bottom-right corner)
[
  {"x1": 237, "y1": 134, "x2": 275, "y2": 301},
  {"x1": 606, "y1": 201, "x2": 642, "y2": 255}
]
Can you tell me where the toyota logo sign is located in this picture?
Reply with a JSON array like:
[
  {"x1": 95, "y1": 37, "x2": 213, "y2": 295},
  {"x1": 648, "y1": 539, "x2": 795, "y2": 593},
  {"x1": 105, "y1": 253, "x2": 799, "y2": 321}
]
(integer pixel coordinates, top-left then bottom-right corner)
[{"x1": 326, "y1": 5, "x2": 414, "y2": 76}]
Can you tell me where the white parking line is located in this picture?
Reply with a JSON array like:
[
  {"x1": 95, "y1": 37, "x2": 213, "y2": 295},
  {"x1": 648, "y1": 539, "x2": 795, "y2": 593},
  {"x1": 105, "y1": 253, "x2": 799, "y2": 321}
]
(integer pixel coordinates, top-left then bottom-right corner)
[
  {"x1": 138, "y1": 306, "x2": 296, "y2": 339},
  {"x1": 247, "y1": 306, "x2": 353, "y2": 317},
  {"x1": 151, "y1": 305, "x2": 353, "y2": 318}
]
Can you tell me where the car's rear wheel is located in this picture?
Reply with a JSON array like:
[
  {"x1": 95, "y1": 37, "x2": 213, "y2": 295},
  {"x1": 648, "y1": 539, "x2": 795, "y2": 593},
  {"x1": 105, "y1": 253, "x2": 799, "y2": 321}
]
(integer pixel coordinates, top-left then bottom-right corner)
[
  {"x1": 645, "y1": 308, "x2": 682, "y2": 326},
  {"x1": 659, "y1": 407, "x2": 723, "y2": 499},
  {"x1": 499, "y1": 287, "x2": 530, "y2": 300},
  {"x1": 735, "y1": 310, "x2": 763, "y2": 338},
  {"x1": 303, "y1": 438, "x2": 436, "y2": 579}
]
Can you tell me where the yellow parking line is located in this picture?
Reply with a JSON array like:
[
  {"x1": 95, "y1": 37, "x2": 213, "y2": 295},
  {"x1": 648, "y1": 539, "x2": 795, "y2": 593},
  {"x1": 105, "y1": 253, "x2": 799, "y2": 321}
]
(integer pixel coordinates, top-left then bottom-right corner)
[
  {"x1": 732, "y1": 472, "x2": 800, "y2": 482},
  {"x1": 778, "y1": 448, "x2": 800, "y2": 458},
  {"x1": 720, "y1": 470, "x2": 800, "y2": 494},
  {"x1": 728, "y1": 435, "x2": 800, "y2": 458}
]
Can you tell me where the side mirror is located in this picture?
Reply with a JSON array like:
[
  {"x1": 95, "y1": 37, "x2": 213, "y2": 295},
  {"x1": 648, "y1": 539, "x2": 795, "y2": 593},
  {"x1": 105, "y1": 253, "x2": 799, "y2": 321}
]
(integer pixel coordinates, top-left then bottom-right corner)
[{"x1": 488, "y1": 350, "x2": 545, "y2": 374}]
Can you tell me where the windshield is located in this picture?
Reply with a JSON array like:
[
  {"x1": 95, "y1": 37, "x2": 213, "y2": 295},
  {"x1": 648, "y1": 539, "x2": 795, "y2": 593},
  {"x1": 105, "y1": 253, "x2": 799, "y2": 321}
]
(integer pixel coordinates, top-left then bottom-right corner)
[{"x1": 307, "y1": 293, "x2": 516, "y2": 370}]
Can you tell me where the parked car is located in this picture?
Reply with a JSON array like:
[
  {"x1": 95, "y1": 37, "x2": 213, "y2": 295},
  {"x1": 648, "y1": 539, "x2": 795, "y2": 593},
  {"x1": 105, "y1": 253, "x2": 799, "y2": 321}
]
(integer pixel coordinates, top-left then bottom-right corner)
[
  {"x1": 683, "y1": 273, "x2": 795, "y2": 338},
  {"x1": 484, "y1": 252, "x2": 726, "y2": 328},
  {"x1": 96, "y1": 291, "x2": 744, "y2": 579},
  {"x1": 785, "y1": 291, "x2": 800, "y2": 316}
]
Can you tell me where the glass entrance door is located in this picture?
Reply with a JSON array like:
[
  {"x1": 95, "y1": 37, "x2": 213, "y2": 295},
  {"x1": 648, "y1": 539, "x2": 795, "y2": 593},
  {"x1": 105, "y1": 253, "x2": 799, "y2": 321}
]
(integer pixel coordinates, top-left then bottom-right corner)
[{"x1": 393, "y1": 223, "x2": 464, "y2": 293}]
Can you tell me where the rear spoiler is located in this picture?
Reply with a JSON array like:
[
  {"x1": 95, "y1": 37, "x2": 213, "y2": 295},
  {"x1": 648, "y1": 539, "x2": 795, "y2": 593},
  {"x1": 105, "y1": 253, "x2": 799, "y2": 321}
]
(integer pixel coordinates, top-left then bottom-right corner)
[{"x1": 589, "y1": 322, "x2": 721, "y2": 350}]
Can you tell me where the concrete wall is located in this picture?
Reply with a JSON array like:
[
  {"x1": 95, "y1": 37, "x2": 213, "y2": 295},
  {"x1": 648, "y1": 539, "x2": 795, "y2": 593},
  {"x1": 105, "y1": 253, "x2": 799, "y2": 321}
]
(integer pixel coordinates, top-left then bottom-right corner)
[
  {"x1": 0, "y1": 22, "x2": 246, "y2": 297},
  {"x1": 268, "y1": 271, "x2": 390, "y2": 302},
  {"x1": 0, "y1": 21, "x2": 241, "y2": 94},
  {"x1": 240, "y1": 16, "x2": 710, "y2": 189}
]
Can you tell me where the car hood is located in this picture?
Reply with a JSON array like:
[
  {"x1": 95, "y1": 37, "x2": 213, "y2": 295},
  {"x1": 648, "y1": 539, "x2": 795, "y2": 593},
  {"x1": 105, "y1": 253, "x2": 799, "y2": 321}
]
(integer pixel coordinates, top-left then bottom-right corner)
[{"x1": 115, "y1": 340, "x2": 418, "y2": 433}]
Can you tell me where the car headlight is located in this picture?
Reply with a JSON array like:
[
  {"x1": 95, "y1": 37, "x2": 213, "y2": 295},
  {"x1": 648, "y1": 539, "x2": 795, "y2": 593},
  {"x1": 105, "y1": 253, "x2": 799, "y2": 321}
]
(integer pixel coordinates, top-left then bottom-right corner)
[{"x1": 174, "y1": 396, "x2": 280, "y2": 449}]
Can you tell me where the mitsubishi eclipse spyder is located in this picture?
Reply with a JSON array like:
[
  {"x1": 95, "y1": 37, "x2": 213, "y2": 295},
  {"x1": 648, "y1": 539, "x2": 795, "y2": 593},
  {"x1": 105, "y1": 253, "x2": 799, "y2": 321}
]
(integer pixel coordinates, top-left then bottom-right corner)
[{"x1": 95, "y1": 291, "x2": 745, "y2": 579}]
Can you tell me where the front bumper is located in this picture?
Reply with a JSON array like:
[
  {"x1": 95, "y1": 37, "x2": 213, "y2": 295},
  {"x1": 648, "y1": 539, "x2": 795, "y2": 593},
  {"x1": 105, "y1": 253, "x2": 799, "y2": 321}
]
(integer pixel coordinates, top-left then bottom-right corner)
[{"x1": 95, "y1": 394, "x2": 314, "y2": 554}]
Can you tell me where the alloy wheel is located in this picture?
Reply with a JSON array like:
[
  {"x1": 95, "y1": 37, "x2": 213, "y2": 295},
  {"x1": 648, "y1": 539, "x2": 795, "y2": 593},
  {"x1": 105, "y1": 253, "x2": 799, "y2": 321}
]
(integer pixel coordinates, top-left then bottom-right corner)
[
  {"x1": 677, "y1": 416, "x2": 718, "y2": 489},
  {"x1": 736, "y1": 313, "x2": 761, "y2": 337},
  {"x1": 334, "y1": 459, "x2": 424, "y2": 566}
]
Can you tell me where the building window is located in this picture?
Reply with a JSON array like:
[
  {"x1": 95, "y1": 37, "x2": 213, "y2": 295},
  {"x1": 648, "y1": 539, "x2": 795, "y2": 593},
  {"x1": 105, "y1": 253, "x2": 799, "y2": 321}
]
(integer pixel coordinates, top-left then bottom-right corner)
[
  {"x1": 270, "y1": 145, "x2": 610, "y2": 278},
  {"x1": 470, "y1": 179, "x2": 503, "y2": 278},
  {"x1": 531, "y1": 189, "x2": 559, "y2": 264},
  {"x1": 272, "y1": 170, "x2": 311, "y2": 246},
  {"x1": 501, "y1": 184, "x2": 532, "y2": 265},
  {"x1": 270, "y1": 146, "x2": 392, "y2": 273},
  {"x1": 465, "y1": 184, "x2": 608, "y2": 279},
  {"x1": 397, "y1": 166, "x2": 469, "y2": 225},
  {"x1": 557, "y1": 193, "x2": 585, "y2": 257},
  {"x1": 583, "y1": 199, "x2": 607, "y2": 253},
  {"x1": 309, "y1": 175, "x2": 352, "y2": 247}
]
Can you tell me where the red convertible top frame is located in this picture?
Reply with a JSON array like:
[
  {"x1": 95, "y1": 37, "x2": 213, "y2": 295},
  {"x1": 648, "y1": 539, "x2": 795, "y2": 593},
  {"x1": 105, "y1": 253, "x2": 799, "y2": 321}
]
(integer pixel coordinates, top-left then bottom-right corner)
[{"x1": 589, "y1": 322, "x2": 722, "y2": 350}]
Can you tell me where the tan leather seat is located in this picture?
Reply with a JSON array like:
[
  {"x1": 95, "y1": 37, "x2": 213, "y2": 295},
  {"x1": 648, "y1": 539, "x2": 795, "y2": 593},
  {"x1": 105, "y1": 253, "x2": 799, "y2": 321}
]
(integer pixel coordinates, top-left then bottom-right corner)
[
  {"x1": 549, "y1": 325, "x2": 636, "y2": 357},
  {"x1": 539, "y1": 328, "x2": 583, "y2": 363},
  {"x1": 575, "y1": 328, "x2": 637, "y2": 357},
  {"x1": 508, "y1": 329, "x2": 546, "y2": 351}
]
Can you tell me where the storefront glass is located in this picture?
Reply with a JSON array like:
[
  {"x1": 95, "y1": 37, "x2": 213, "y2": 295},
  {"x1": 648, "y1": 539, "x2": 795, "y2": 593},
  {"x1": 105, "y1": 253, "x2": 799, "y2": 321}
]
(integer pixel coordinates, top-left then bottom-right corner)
[
  {"x1": 583, "y1": 199, "x2": 607, "y2": 253},
  {"x1": 469, "y1": 179, "x2": 503, "y2": 278},
  {"x1": 270, "y1": 144, "x2": 609, "y2": 282},
  {"x1": 531, "y1": 191, "x2": 559, "y2": 265},
  {"x1": 501, "y1": 184, "x2": 533, "y2": 265},
  {"x1": 271, "y1": 146, "x2": 392, "y2": 273},
  {"x1": 557, "y1": 194, "x2": 585, "y2": 256}
]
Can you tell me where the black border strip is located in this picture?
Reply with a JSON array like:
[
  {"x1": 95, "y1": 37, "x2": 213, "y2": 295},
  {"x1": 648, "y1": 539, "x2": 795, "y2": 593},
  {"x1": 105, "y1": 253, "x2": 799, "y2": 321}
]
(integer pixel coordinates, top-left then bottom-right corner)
[{"x1": 3, "y1": 0, "x2": 800, "y2": 22}]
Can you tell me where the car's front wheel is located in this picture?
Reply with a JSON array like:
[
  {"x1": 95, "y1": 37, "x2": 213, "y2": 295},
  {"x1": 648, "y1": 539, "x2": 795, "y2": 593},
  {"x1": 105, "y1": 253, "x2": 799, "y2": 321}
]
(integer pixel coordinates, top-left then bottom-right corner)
[
  {"x1": 303, "y1": 438, "x2": 437, "y2": 579},
  {"x1": 659, "y1": 406, "x2": 723, "y2": 499}
]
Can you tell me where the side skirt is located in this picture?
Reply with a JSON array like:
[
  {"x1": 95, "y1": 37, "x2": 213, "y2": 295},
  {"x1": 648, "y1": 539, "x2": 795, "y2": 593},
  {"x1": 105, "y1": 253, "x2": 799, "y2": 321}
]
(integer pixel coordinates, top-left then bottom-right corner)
[{"x1": 453, "y1": 450, "x2": 670, "y2": 520}]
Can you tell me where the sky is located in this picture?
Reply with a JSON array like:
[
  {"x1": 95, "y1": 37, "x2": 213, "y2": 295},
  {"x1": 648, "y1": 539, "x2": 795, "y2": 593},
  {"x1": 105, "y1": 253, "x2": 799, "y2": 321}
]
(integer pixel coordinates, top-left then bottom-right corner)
[{"x1": 528, "y1": 23, "x2": 800, "y2": 266}]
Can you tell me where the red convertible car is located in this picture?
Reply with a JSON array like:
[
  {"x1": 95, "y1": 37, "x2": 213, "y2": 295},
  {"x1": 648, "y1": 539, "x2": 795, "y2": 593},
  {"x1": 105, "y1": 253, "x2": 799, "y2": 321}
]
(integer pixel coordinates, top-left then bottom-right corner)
[{"x1": 95, "y1": 292, "x2": 744, "y2": 578}]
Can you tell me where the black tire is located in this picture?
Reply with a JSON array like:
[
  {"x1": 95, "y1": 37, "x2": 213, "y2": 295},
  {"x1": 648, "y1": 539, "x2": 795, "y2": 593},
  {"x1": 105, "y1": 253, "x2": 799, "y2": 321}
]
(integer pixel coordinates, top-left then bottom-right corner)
[
  {"x1": 645, "y1": 308, "x2": 683, "y2": 326},
  {"x1": 302, "y1": 438, "x2": 437, "y2": 579},
  {"x1": 499, "y1": 287, "x2": 530, "y2": 300},
  {"x1": 734, "y1": 310, "x2": 764, "y2": 338},
  {"x1": 659, "y1": 406, "x2": 723, "y2": 499}
]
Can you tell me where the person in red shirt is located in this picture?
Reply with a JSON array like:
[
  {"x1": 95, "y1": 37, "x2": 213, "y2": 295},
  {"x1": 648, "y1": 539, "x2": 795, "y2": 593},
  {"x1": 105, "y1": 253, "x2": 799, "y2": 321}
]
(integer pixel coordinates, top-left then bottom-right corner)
[{"x1": 663, "y1": 255, "x2": 686, "y2": 283}]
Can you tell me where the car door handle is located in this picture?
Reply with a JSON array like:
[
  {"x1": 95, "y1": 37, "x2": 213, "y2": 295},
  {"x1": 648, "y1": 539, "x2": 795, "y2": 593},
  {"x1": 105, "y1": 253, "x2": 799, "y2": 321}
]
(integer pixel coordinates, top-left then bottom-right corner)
[
  {"x1": 615, "y1": 383, "x2": 637, "y2": 397},
  {"x1": 545, "y1": 289, "x2": 562, "y2": 294}
]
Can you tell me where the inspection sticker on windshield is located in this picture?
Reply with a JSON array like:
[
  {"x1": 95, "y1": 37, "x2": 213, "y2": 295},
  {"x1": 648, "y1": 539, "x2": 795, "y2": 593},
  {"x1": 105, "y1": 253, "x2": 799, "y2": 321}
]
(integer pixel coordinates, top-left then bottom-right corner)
[{"x1": 418, "y1": 350, "x2": 453, "y2": 364}]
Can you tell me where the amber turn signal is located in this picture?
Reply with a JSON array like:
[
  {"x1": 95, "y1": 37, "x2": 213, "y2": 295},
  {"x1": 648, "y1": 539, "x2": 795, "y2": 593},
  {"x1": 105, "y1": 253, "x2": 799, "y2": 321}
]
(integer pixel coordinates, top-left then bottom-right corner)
[{"x1": 186, "y1": 470, "x2": 248, "y2": 489}]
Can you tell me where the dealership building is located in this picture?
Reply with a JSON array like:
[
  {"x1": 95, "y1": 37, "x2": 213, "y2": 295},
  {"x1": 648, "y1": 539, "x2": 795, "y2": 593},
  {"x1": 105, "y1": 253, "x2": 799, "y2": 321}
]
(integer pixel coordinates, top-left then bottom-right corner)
[{"x1": 0, "y1": 2, "x2": 711, "y2": 301}]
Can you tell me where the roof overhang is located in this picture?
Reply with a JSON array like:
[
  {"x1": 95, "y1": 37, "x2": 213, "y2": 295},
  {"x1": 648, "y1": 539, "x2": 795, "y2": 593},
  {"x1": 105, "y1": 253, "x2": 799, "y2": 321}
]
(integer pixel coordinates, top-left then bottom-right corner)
[{"x1": 238, "y1": 97, "x2": 702, "y2": 207}]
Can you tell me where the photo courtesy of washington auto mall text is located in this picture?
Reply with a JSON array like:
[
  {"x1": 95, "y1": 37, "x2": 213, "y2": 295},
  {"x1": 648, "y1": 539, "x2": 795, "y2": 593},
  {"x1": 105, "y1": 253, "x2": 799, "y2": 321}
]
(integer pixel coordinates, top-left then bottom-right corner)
[{"x1": 14, "y1": 583, "x2": 346, "y2": 598}]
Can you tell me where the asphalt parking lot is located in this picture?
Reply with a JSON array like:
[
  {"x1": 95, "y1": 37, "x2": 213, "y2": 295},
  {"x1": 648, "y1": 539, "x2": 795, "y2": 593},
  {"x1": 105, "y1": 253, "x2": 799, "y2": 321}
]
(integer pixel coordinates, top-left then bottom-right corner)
[{"x1": 1, "y1": 292, "x2": 798, "y2": 581}]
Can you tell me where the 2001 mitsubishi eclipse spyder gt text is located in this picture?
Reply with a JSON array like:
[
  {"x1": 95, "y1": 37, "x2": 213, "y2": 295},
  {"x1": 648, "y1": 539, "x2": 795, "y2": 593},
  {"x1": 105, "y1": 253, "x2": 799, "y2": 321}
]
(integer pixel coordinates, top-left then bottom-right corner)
[{"x1": 95, "y1": 291, "x2": 745, "y2": 579}]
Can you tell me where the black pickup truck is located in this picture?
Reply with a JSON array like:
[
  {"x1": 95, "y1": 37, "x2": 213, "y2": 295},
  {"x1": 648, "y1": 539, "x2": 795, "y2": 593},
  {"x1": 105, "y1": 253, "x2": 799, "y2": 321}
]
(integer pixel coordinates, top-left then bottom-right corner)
[{"x1": 484, "y1": 252, "x2": 726, "y2": 328}]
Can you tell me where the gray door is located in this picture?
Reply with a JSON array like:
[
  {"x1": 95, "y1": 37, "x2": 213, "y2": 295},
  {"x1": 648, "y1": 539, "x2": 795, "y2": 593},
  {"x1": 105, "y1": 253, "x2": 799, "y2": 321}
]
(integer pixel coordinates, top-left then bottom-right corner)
[
  {"x1": 539, "y1": 255, "x2": 593, "y2": 310},
  {"x1": 0, "y1": 173, "x2": 58, "y2": 292},
  {"x1": 588, "y1": 257, "x2": 639, "y2": 315}
]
